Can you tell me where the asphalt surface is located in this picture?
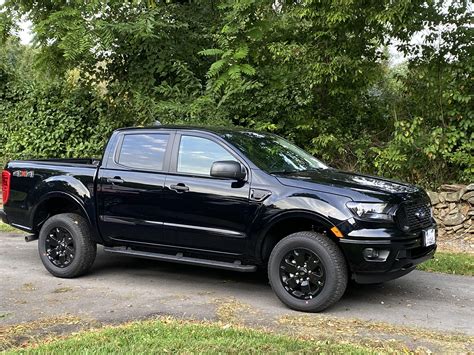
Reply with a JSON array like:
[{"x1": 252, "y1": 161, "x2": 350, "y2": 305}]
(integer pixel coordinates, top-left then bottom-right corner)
[{"x1": 1, "y1": 232, "x2": 473, "y2": 336}]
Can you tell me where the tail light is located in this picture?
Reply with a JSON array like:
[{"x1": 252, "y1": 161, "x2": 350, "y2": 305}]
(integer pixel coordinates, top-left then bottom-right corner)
[{"x1": 2, "y1": 170, "x2": 11, "y2": 205}]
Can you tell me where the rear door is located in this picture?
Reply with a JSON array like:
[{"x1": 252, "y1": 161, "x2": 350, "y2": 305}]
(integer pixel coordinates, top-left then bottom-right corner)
[
  {"x1": 97, "y1": 130, "x2": 174, "y2": 245},
  {"x1": 162, "y1": 132, "x2": 251, "y2": 255}
]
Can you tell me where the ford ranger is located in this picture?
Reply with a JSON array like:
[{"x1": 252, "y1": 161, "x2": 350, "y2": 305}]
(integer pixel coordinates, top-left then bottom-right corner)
[{"x1": 0, "y1": 126, "x2": 437, "y2": 311}]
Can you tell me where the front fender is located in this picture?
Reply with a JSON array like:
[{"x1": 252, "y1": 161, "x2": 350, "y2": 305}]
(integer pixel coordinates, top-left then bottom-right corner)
[
  {"x1": 249, "y1": 191, "x2": 353, "y2": 262},
  {"x1": 271, "y1": 194, "x2": 351, "y2": 221}
]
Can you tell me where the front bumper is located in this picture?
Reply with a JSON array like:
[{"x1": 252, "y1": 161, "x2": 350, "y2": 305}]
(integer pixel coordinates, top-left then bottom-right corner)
[
  {"x1": 339, "y1": 226, "x2": 437, "y2": 284},
  {"x1": 0, "y1": 209, "x2": 7, "y2": 224}
]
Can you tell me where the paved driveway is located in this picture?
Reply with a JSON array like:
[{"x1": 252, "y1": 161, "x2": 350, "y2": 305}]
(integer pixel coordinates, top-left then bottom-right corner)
[{"x1": 1, "y1": 232, "x2": 473, "y2": 350}]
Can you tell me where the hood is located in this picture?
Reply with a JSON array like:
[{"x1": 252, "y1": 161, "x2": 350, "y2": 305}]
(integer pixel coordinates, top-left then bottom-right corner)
[{"x1": 274, "y1": 169, "x2": 423, "y2": 202}]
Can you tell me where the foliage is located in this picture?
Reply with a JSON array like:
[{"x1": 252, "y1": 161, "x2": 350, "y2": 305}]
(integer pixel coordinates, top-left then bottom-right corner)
[
  {"x1": 0, "y1": 0, "x2": 472, "y2": 187},
  {"x1": 0, "y1": 39, "x2": 112, "y2": 163},
  {"x1": 372, "y1": 1, "x2": 473, "y2": 186},
  {"x1": 199, "y1": 0, "x2": 472, "y2": 187}
]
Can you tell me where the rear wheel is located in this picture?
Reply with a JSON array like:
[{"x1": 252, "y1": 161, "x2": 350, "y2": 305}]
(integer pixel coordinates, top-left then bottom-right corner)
[
  {"x1": 38, "y1": 213, "x2": 96, "y2": 278},
  {"x1": 268, "y1": 231, "x2": 348, "y2": 312}
]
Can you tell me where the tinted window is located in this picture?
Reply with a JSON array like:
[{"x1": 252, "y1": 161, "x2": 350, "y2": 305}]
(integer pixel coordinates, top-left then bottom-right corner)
[
  {"x1": 221, "y1": 131, "x2": 327, "y2": 174},
  {"x1": 177, "y1": 136, "x2": 236, "y2": 175},
  {"x1": 118, "y1": 133, "x2": 169, "y2": 171}
]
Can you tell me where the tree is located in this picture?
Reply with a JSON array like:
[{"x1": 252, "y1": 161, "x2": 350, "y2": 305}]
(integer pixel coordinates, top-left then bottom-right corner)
[
  {"x1": 373, "y1": 0, "x2": 473, "y2": 185},
  {"x1": 0, "y1": 0, "x2": 471, "y2": 186}
]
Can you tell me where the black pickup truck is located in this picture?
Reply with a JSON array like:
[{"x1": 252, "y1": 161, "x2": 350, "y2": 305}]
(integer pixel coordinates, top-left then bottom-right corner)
[{"x1": 1, "y1": 126, "x2": 437, "y2": 311}]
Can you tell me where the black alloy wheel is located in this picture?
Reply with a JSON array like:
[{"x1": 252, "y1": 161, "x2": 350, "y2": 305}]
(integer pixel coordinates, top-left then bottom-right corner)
[
  {"x1": 38, "y1": 213, "x2": 96, "y2": 278},
  {"x1": 268, "y1": 231, "x2": 348, "y2": 312},
  {"x1": 45, "y1": 227, "x2": 75, "y2": 268},
  {"x1": 279, "y1": 248, "x2": 326, "y2": 300}
]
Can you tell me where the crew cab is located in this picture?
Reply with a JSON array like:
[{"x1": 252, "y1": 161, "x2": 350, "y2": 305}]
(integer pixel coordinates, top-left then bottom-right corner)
[{"x1": 0, "y1": 126, "x2": 437, "y2": 311}]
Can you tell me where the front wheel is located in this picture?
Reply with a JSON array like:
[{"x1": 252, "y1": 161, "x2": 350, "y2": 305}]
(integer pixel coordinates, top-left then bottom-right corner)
[
  {"x1": 268, "y1": 231, "x2": 348, "y2": 312},
  {"x1": 38, "y1": 213, "x2": 96, "y2": 278}
]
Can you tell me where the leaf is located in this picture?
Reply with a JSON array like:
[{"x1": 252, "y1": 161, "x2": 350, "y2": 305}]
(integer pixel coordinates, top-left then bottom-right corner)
[
  {"x1": 228, "y1": 65, "x2": 241, "y2": 80},
  {"x1": 233, "y1": 45, "x2": 249, "y2": 60},
  {"x1": 198, "y1": 48, "x2": 224, "y2": 56},
  {"x1": 207, "y1": 59, "x2": 226, "y2": 78},
  {"x1": 239, "y1": 64, "x2": 255, "y2": 76}
]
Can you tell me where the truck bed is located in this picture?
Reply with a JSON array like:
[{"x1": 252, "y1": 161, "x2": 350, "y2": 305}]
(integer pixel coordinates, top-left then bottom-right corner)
[
  {"x1": 3, "y1": 159, "x2": 100, "y2": 231},
  {"x1": 11, "y1": 158, "x2": 101, "y2": 167}
]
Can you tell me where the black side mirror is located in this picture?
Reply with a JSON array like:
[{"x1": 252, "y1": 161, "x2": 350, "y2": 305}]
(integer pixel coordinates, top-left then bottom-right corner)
[{"x1": 210, "y1": 161, "x2": 246, "y2": 180}]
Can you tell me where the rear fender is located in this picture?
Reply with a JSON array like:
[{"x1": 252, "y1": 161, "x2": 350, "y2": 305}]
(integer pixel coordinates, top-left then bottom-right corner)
[{"x1": 29, "y1": 176, "x2": 102, "y2": 242}]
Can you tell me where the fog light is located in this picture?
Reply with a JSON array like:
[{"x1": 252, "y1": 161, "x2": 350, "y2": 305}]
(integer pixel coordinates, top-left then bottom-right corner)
[
  {"x1": 363, "y1": 248, "x2": 379, "y2": 259},
  {"x1": 363, "y1": 248, "x2": 390, "y2": 262}
]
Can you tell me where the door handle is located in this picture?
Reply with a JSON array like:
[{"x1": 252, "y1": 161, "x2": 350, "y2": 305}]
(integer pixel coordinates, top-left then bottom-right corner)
[
  {"x1": 170, "y1": 183, "x2": 189, "y2": 193},
  {"x1": 107, "y1": 177, "x2": 124, "y2": 184}
]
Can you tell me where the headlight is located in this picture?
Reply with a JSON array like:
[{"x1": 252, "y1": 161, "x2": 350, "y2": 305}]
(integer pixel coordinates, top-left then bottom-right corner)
[{"x1": 346, "y1": 202, "x2": 395, "y2": 222}]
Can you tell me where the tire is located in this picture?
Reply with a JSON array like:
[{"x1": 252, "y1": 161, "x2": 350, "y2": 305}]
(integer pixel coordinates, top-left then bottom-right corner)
[
  {"x1": 38, "y1": 213, "x2": 97, "y2": 278},
  {"x1": 268, "y1": 231, "x2": 348, "y2": 312}
]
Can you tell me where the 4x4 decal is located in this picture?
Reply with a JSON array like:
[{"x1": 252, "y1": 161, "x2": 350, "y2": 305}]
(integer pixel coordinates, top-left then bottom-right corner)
[{"x1": 13, "y1": 170, "x2": 34, "y2": 178}]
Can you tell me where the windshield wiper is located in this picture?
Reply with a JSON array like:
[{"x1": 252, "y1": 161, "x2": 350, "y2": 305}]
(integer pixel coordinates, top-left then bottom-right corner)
[
  {"x1": 268, "y1": 170, "x2": 299, "y2": 175},
  {"x1": 269, "y1": 167, "x2": 327, "y2": 175},
  {"x1": 300, "y1": 167, "x2": 326, "y2": 172}
]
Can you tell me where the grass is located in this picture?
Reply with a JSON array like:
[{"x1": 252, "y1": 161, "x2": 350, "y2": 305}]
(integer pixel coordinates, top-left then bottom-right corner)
[
  {"x1": 417, "y1": 251, "x2": 474, "y2": 276},
  {"x1": 5, "y1": 318, "x2": 370, "y2": 354},
  {"x1": 0, "y1": 221, "x2": 19, "y2": 233}
]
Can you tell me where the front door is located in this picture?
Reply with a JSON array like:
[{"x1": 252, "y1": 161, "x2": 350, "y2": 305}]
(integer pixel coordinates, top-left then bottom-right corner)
[
  {"x1": 97, "y1": 131, "x2": 173, "y2": 245},
  {"x1": 162, "y1": 133, "x2": 251, "y2": 255}
]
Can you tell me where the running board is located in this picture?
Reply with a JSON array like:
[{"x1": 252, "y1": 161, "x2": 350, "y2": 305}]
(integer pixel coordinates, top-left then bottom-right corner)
[{"x1": 103, "y1": 247, "x2": 257, "y2": 272}]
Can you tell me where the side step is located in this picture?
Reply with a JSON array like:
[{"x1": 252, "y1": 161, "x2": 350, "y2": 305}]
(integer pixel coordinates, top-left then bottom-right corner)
[{"x1": 103, "y1": 247, "x2": 257, "y2": 272}]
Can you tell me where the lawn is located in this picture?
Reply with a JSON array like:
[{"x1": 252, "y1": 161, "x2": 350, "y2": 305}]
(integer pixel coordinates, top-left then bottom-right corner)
[
  {"x1": 0, "y1": 221, "x2": 19, "y2": 233},
  {"x1": 7, "y1": 319, "x2": 370, "y2": 354},
  {"x1": 417, "y1": 251, "x2": 474, "y2": 276}
]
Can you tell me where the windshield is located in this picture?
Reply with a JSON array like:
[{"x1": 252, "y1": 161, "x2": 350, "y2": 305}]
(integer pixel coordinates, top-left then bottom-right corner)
[{"x1": 220, "y1": 131, "x2": 328, "y2": 174}]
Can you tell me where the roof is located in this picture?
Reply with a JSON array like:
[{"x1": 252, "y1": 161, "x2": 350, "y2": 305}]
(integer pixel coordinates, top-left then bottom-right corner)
[{"x1": 114, "y1": 125, "x2": 261, "y2": 136}]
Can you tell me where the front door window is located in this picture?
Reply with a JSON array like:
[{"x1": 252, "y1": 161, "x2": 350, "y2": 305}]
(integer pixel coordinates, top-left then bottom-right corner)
[{"x1": 177, "y1": 136, "x2": 236, "y2": 176}]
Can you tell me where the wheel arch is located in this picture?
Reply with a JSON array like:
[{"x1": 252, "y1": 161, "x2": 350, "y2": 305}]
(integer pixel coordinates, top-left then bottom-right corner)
[
  {"x1": 257, "y1": 210, "x2": 341, "y2": 263},
  {"x1": 30, "y1": 192, "x2": 100, "y2": 242}
]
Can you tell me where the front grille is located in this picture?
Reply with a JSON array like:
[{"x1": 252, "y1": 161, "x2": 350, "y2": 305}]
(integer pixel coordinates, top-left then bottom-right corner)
[{"x1": 396, "y1": 200, "x2": 432, "y2": 232}]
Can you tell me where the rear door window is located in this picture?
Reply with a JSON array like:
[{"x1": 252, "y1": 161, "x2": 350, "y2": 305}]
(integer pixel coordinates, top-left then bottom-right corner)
[{"x1": 118, "y1": 133, "x2": 169, "y2": 171}]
